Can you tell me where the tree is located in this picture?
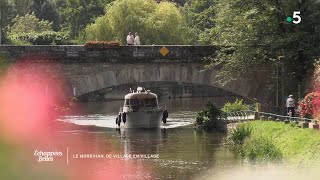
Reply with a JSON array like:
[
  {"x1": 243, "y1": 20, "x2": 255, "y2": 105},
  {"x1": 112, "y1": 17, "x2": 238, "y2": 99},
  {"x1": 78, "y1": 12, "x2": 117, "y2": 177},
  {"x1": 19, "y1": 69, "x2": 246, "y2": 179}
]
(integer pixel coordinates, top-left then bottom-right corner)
[
  {"x1": 7, "y1": 13, "x2": 72, "y2": 45},
  {"x1": 9, "y1": 12, "x2": 52, "y2": 34},
  {"x1": 11, "y1": 0, "x2": 34, "y2": 16},
  {"x1": 0, "y1": 0, "x2": 15, "y2": 44},
  {"x1": 32, "y1": 0, "x2": 61, "y2": 31},
  {"x1": 184, "y1": 0, "x2": 216, "y2": 29},
  {"x1": 85, "y1": 0, "x2": 194, "y2": 44},
  {"x1": 145, "y1": 2, "x2": 187, "y2": 44},
  {"x1": 183, "y1": 0, "x2": 216, "y2": 44},
  {"x1": 206, "y1": 0, "x2": 320, "y2": 99},
  {"x1": 63, "y1": 0, "x2": 114, "y2": 38}
]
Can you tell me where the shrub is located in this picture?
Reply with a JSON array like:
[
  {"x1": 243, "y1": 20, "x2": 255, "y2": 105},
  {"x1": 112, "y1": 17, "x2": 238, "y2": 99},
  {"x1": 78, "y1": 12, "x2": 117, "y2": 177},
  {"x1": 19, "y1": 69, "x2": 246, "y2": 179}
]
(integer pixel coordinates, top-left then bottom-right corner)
[
  {"x1": 195, "y1": 102, "x2": 222, "y2": 131},
  {"x1": 9, "y1": 31, "x2": 71, "y2": 45},
  {"x1": 195, "y1": 111, "x2": 205, "y2": 125},
  {"x1": 84, "y1": 41, "x2": 120, "y2": 49},
  {"x1": 222, "y1": 99, "x2": 250, "y2": 113},
  {"x1": 228, "y1": 124, "x2": 253, "y2": 145},
  {"x1": 299, "y1": 91, "x2": 320, "y2": 119}
]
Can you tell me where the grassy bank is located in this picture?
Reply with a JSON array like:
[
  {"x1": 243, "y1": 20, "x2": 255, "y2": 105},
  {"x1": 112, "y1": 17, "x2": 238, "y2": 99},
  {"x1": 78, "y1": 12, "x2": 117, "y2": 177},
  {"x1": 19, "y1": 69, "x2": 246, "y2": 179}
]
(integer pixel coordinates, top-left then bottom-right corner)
[{"x1": 228, "y1": 121, "x2": 320, "y2": 167}]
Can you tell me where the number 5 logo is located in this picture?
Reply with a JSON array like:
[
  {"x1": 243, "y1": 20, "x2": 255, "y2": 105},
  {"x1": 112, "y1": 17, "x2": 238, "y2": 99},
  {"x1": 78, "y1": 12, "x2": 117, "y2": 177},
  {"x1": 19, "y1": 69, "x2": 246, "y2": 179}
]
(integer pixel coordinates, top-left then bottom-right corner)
[{"x1": 293, "y1": 11, "x2": 301, "y2": 24}]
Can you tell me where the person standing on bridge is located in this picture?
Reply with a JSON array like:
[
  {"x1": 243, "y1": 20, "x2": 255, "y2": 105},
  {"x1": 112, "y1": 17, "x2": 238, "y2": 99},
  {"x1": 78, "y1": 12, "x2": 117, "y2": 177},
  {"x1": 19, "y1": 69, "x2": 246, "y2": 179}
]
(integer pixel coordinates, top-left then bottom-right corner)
[
  {"x1": 126, "y1": 32, "x2": 134, "y2": 45},
  {"x1": 286, "y1": 95, "x2": 295, "y2": 117},
  {"x1": 134, "y1": 32, "x2": 140, "y2": 45}
]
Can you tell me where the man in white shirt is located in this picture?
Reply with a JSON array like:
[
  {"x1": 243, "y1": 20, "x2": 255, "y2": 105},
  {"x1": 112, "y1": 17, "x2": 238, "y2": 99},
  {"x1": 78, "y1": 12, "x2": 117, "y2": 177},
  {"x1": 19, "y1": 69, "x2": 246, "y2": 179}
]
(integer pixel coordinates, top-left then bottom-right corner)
[
  {"x1": 134, "y1": 32, "x2": 140, "y2": 45},
  {"x1": 286, "y1": 95, "x2": 295, "y2": 117},
  {"x1": 126, "y1": 32, "x2": 134, "y2": 45}
]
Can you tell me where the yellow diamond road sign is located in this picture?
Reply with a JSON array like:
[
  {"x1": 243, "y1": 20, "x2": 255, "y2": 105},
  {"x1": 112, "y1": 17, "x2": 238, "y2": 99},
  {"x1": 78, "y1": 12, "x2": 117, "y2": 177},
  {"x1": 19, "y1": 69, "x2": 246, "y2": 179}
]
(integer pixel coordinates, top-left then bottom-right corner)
[{"x1": 159, "y1": 46, "x2": 169, "y2": 56}]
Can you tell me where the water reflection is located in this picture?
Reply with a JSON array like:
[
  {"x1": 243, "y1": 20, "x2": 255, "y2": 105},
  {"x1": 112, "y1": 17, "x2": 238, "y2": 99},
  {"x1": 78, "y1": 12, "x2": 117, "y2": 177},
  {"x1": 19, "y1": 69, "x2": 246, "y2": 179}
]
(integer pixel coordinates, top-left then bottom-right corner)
[
  {"x1": 117, "y1": 128, "x2": 163, "y2": 155},
  {"x1": 106, "y1": 127, "x2": 237, "y2": 179},
  {"x1": 58, "y1": 127, "x2": 238, "y2": 180},
  {"x1": 56, "y1": 97, "x2": 245, "y2": 179}
]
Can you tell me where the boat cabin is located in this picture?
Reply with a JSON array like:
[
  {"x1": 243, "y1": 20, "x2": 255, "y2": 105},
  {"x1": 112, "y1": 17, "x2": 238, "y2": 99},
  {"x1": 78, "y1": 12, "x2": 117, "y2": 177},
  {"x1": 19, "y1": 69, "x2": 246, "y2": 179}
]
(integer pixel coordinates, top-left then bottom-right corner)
[{"x1": 124, "y1": 90, "x2": 159, "y2": 109}]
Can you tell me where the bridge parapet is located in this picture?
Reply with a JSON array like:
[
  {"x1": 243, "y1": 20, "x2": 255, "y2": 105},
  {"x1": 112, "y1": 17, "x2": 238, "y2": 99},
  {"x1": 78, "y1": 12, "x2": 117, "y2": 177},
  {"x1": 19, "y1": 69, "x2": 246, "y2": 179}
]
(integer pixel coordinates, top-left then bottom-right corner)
[
  {"x1": 0, "y1": 45, "x2": 272, "y2": 105},
  {"x1": 0, "y1": 45, "x2": 217, "y2": 63}
]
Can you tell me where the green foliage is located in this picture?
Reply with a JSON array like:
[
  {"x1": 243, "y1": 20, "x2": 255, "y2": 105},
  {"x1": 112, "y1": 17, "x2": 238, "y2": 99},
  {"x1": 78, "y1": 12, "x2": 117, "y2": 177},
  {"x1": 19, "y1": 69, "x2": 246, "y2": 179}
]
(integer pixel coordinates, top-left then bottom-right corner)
[
  {"x1": 206, "y1": 101, "x2": 222, "y2": 119},
  {"x1": 1, "y1": 0, "x2": 64, "y2": 43},
  {"x1": 9, "y1": 12, "x2": 52, "y2": 34},
  {"x1": 11, "y1": 0, "x2": 34, "y2": 16},
  {"x1": 85, "y1": 0, "x2": 194, "y2": 44},
  {"x1": 183, "y1": 0, "x2": 216, "y2": 44},
  {"x1": 195, "y1": 113, "x2": 204, "y2": 125},
  {"x1": 84, "y1": 15, "x2": 114, "y2": 42},
  {"x1": 5, "y1": 11, "x2": 72, "y2": 45},
  {"x1": 32, "y1": 0, "x2": 61, "y2": 31},
  {"x1": 63, "y1": 0, "x2": 113, "y2": 38},
  {"x1": 222, "y1": 99, "x2": 250, "y2": 113},
  {"x1": 240, "y1": 136, "x2": 283, "y2": 163},
  {"x1": 195, "y1": 101, "x2": 222, "y2": 131},
  {"x1": 228, "y1": 123, "x2": 252, "y2": 145},
  {"x1": 0, "y1": 1, "x2": 16, "y2": 43},
  {"x1": 9, "y1": 31, "x2": 71, "y2": 45},
  {"x1": 205, "y1": 0, "x2": 320, "y2": 96},
  {"x1": 230, "y1": 121, "x2": 320, "y2": 167}
]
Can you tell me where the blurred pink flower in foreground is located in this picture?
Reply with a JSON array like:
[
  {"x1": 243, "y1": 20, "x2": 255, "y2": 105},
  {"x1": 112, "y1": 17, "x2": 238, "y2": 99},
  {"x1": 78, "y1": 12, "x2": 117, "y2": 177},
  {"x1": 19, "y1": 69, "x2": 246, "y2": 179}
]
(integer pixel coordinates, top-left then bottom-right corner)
[
  {"x1": 0, "y1": 61, "x2": 62, "y2": 144},
  {"x1": 0, "y1": 57, "x2": 152, "y2": 180}
]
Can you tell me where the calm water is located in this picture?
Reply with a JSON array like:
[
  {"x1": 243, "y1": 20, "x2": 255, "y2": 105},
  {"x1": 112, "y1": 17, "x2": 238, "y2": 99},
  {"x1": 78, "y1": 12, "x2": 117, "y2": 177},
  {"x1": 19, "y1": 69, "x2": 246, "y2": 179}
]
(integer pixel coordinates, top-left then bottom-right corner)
[{"x1": 57, "y1": 97, "x2": 242, "y2": 179}]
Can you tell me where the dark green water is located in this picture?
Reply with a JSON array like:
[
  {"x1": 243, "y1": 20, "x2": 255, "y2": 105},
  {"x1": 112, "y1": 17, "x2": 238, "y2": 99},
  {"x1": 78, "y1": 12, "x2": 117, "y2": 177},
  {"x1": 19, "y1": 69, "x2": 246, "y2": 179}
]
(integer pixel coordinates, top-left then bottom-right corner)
[{"x1": 58, "y1": 97, "x2": 241, "y2": 179}]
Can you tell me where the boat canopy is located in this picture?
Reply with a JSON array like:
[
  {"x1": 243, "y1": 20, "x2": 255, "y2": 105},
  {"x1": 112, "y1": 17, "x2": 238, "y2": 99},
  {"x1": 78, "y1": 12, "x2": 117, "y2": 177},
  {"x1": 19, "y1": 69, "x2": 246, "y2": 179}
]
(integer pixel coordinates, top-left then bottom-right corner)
[
  {"x1": 124, "y1": 92, "x2": 158, "y2": 99},
  {"x1": 124, "y1": 91, "x2": 159, "y2": 108}
]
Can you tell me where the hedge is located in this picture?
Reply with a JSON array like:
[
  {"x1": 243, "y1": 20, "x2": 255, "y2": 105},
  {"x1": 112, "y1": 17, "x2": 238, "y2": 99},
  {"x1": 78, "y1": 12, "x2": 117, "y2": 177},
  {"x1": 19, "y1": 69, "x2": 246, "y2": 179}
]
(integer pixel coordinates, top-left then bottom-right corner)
[{"x1": 9, "y1": 31, "x2": 72, "y2": 45}]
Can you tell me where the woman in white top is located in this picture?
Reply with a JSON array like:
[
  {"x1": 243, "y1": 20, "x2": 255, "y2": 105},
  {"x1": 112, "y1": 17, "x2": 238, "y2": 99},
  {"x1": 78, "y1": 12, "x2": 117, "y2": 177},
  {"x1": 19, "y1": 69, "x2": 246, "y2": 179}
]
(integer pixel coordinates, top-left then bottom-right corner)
[
  {"x1": 126, "y1": 32, "x2": 134, "y2": 45},
  {"x1": 134, "y1": 32, "x2": 140, "y2": 45}
]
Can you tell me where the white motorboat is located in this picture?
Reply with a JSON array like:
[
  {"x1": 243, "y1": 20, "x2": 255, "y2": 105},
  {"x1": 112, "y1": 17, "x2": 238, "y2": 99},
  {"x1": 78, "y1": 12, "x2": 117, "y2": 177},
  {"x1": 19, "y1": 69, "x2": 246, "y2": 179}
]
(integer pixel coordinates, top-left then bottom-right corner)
[{"x1": 116, "y1": 87, "x2": 168, "y2": 128}]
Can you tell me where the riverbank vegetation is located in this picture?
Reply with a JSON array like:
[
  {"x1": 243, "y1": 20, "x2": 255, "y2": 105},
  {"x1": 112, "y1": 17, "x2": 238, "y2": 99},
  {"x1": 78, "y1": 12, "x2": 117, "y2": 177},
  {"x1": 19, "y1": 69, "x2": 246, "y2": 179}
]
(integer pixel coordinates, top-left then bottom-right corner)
[
  {"x1": 228, "y1": 121, "x2": 320, "y2": 167},
  {"x1": 195, "y1": 99, "x2": 252, "y2": 131},
  {"x1": 221, "y1": 99, "x2": 251, "y2": 113},
  {"x1": 195, "y1": 102, "x2": 223, "y2": 131}
]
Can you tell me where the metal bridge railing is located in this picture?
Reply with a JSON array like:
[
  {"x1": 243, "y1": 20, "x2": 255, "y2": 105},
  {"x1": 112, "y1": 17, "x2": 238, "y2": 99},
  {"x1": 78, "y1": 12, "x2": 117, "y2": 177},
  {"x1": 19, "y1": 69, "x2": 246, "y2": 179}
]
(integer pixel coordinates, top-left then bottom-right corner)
[{"x1": 222, "y1": 110, "x2": 318, "y2": 124}]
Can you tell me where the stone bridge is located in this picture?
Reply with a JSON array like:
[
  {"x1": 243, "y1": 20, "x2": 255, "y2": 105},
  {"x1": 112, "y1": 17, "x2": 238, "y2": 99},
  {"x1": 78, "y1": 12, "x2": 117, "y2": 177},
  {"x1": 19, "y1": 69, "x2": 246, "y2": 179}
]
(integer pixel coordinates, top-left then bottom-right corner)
[{"x1": 0, "y1": 45, "x2": 271, "y2": 103}]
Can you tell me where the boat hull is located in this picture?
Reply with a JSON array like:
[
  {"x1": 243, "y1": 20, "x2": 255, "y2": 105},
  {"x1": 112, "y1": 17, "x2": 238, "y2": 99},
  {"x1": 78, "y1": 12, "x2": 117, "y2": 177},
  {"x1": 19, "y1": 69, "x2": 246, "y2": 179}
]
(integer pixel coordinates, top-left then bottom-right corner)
[{"x1": 123, "y1": 111, "x2": 163, "y2": 128}]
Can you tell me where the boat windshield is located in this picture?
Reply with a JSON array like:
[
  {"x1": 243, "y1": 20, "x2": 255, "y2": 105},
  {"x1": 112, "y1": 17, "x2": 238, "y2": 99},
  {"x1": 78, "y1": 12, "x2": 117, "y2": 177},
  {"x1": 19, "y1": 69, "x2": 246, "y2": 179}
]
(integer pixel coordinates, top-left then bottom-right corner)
[{"x1": 124, "y1": 98, "x2": 157, "y2": 108}]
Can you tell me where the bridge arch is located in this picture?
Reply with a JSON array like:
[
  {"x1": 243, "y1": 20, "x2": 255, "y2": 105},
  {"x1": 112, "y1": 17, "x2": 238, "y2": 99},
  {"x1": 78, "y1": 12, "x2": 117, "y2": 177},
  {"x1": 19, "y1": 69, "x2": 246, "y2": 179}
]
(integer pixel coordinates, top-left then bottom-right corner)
[
  {"x1": 1, "y1": 45, "x2": 271, "y2": 104},
  {"x1": 78, "y1": 81, "x2": 244, "y2": 101},
  {"x1": 63, "y1": 63, "x2": 266, "y2": 103}
]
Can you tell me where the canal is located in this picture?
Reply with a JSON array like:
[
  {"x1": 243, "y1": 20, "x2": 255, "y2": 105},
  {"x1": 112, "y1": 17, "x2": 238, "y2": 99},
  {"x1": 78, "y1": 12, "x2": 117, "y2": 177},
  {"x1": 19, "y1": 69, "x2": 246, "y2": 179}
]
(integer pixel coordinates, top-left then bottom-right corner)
[{"x1": 57, "y1": 97, "x2": 243, "y2": 179}]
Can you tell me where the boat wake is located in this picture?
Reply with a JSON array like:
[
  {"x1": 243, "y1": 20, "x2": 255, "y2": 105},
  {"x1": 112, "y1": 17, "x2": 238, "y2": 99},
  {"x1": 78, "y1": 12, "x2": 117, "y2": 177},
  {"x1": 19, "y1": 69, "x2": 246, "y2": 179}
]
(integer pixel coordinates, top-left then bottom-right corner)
[{"x1": 57, "y1": 111, "x2": 195, "y2": 129}]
